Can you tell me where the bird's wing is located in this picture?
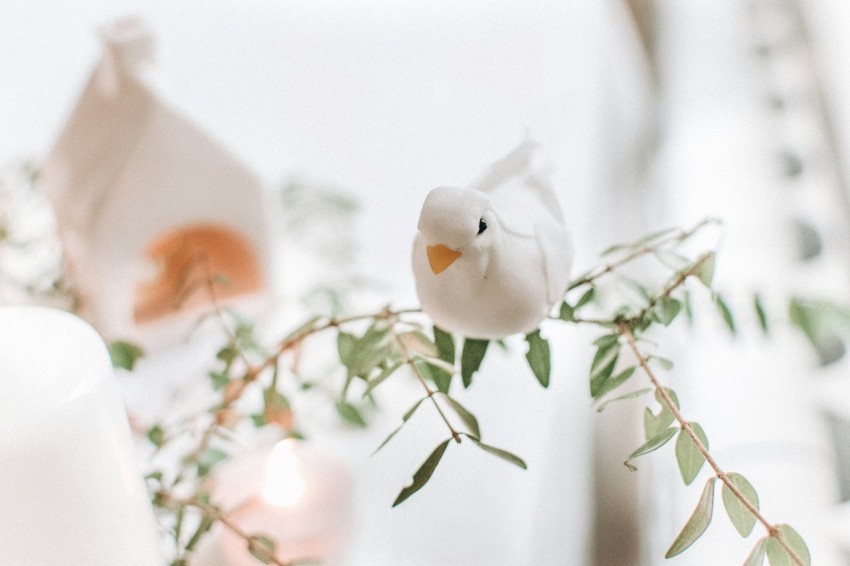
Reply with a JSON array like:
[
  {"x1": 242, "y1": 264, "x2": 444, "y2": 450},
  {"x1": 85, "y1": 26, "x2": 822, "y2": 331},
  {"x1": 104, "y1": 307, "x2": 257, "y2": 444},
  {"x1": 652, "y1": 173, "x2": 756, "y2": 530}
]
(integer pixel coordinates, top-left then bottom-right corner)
[
  {"x1": 472, "y1": 140, "x2": 565, "y2": 237},
  {"x1": 535, "y1": 221, "x2": 573, "y2": 306}
]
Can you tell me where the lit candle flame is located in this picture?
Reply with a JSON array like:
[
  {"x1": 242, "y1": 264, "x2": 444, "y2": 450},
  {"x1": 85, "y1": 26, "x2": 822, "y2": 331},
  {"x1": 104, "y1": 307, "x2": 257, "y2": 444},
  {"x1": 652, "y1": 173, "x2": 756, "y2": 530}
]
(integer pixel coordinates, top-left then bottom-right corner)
[{"x1": 261, "y1": 439, "x2": 307, "y2": 508}]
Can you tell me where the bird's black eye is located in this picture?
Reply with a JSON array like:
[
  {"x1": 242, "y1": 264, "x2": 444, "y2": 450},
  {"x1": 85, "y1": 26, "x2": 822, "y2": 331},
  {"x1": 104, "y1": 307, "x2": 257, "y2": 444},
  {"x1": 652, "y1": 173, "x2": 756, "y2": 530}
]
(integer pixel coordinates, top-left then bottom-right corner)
[{"x1": 477, "y1": 218, "x2": 487, "y2": 235}]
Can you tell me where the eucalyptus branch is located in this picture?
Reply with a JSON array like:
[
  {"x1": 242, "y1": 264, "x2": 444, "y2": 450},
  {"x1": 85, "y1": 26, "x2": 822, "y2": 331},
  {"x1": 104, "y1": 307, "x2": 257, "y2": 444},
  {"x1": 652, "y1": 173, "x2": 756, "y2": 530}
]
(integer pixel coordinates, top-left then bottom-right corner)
[
  {"x1": 569, "y1": 217, "x2": 720, "y2": 290},
  {"x1": 619, "y1": 324, "x2": 805, "y2": 566}
]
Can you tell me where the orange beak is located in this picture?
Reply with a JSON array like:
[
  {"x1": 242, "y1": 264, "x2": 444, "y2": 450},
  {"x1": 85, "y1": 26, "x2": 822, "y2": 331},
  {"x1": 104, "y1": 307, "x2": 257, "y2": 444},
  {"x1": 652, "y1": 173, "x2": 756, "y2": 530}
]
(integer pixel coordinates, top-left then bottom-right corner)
[{"x1": 426, "y1": 244, "x2": 462, "y2": 275}]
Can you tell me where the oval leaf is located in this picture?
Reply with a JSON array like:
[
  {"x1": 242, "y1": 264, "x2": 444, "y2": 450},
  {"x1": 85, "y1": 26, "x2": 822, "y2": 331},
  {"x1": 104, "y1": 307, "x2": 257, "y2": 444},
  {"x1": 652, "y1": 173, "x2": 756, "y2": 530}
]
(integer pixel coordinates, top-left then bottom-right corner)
[
  {"x1": 744, "y1": 538, "x2": 768, "y2": 566},
  {"x1": 665, "y1": 477, "x2": 716, "y2": 558},
  {"x1": 643, "y1": 388, "x2": 679, "y2": 440},
  {"x1": 697, "y1": 252, "x2": 716, "y2": 287},
  {"x1": 432, "y1": 326, "x2": 456, "y2": 392},
  {"x1": 654, "y1": 297, "x2": 682, "y2": 326},
  {"x1": 765, "y1": 524, "x2": 811, "y2": 566},
  {"x1": 392, "y1": 439, "x2": 451, "y2": 507},
  {"x1": 525, "y1": 329, "x2": 551, "y2": 388},
  {"x1": 247, "y1": 535, "x2": 276, "y2": 564},
  {"x1": 108, "y1": 340, "x2": 145, "y2": 371},
  {"x1": 590, "y1": 341, "x2": 620, "y2": 397},
  {"x1": 722, "y1": 472, "x2": 760, "y2": 537},
  {"x1": 593, "y1": 366, "x2": 637, "y2": 399},
  {"x1": 335, "y1": 401, "x2": 367, "y2": 427},
  {"x1": 675, "y1": 423, "x2": 709, "y2": 485},
  {"x1": 625, "y1": 427, "x2": 677, "y2": 471},
  {"x1": 461, "y1": 338, "x2": 489, "y2": 388}
]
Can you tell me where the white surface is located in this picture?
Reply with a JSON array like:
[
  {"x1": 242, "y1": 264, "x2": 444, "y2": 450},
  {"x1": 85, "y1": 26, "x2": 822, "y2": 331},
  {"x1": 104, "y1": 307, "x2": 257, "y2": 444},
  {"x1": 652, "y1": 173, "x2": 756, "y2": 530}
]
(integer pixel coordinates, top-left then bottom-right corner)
[
  {"x1": 0, "y1": 305, "x2": 162, "y2": 566},
  {"x1": 0, "y1": 2, "x2": 654, "y2": 565}
]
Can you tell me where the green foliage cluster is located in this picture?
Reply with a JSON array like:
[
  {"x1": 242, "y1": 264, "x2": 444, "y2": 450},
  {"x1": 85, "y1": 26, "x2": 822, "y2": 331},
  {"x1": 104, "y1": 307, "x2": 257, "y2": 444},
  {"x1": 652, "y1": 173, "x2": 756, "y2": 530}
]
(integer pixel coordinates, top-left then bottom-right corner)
[{"x1": 113, "y1": 217, "x2": 813, "y2": 566}]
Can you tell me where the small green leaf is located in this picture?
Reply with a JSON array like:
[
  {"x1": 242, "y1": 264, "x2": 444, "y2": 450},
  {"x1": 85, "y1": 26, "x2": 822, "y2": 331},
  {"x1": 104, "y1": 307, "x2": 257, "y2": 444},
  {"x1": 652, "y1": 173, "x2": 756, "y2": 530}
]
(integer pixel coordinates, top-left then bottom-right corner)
[
  {"x1": 722, "y1": 472, "x2": 760, "y2": 537},
  {"x1": 432, "y1": 326, "x2": 456, "y2": 393},
  {"x1": 595, "y1": 387, "x2": 652, "y2": 412},
  {"x1": 392, "y1": 439, "x2": 451, "y2": 506},
  {"x1": 216, "y1": 345, "x2": 238, "y2": 364},
  {"x1": 196, "y1": 448, "x2": 228, "y2": 478},
  {"x1": 185, "y1": 515, "x2": 214, "y2": 550},
  {"x1": 593, "y1": 366, "x2": 637, "y2": 398},
  {"x1": 461, "y1": 338, "x2": 489, "y2": 388},
  {"x1": 624, "y1": 427, "x2": 677, "y2": 470},
  {"x1": 766, "y1": 524, "x2": 811, "y2": 566},
  {"x1": 697, "y1": 252, "x2": 716, "y2": 287},
  {"x1": 590, "y1": 340, "x2": 620, "y2": 397},
  {"x1": 716, "y1": 293, "x2": 737, "y2": 334},
  {"x1": 337, "y1": 331, "x2": 356, "y2": 366},
  {"x1": 525, "y1": 329, "x2": 551, "y2": 388},
  {"x1": 654, "y1": 297, "x2": 682, "y2": 326},
  {"x1": 593, "y1": 333, "x2": 619, "y2": 348},
  {"x1": 247, "y1": 534, "x2": 276, "y2": 564},
  {"x1": 208, "y1": 371, "x2": 229, "y2": 390},
  {"x1": 108, "y1": 340, "x2": 145, "y2": 371},
  {"x1": 643, "y1": 389, "x2": 679, "y2": 440},
  {"x1": 147, "y1": 425, "x2": 165, "y2": 448},
  {"x1": 559, "y1": 301, "x2": 575, "y2": 321},
  {"x1": 744, "y1": 538, "x2": 768, "y2": 566},
  {"x1": 442, "y1": 395, "x2": 480, "y2": 439},
  {"x1": 335, "y1": 401, "x2": 368, "y2": 427},
  {"x1": 754, "y1": 294, "x2": 769, "y2": 334},
  {"x1": 464, "y1": 434, "x2": 527, "y2": 469},
  {"x1": 574, "y1": 287, "x2": 597, "y2": 310},
  {"x1": 665, "y1": 477, "x2": 717, "y2": 558},
  {"x1": 675, "y1": 423, "x2": 708, "y2": 485}
]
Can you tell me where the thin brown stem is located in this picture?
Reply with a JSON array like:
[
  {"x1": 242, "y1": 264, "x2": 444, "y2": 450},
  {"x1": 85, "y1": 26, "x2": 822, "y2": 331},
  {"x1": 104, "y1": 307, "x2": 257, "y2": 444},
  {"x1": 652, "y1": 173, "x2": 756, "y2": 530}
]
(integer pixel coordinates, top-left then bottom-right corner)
[{"x1": 619, "y1": 324, "x2": 805, "y2": 566}]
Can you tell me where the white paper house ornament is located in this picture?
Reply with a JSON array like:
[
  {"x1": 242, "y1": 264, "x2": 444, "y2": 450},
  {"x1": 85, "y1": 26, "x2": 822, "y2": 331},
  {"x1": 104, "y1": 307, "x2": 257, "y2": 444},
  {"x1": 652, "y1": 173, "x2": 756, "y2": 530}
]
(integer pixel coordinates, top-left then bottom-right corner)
[{"x1": 40, "y1": 18, "x2": 274, "y2": 349}]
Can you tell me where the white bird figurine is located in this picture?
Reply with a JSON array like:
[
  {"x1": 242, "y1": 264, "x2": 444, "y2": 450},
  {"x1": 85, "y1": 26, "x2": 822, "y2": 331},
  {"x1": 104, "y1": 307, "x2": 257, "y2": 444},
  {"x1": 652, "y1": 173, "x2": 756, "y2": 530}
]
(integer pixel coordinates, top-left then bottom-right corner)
[{"x1": 412, "y1": 141, "x2": 573, "y2": 339}]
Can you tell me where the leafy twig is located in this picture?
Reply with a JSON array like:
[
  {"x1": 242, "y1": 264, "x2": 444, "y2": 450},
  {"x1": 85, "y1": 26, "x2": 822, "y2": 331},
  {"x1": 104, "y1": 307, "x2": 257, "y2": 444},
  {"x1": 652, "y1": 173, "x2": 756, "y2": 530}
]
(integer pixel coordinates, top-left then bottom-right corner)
[
  {"x1": 569, "y1": 218, "x2": 720, "y2": 290},
  {"x1": 619, "y1": 323, "x2": 806, "y2": 566}
]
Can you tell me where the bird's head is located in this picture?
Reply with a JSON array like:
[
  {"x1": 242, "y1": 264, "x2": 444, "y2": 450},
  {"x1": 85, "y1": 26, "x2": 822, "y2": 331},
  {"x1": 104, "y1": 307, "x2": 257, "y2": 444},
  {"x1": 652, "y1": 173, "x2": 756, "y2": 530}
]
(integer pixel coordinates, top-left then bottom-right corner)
[{"x1": 416, "y1": 186, "x2": 495, "y2": 275}]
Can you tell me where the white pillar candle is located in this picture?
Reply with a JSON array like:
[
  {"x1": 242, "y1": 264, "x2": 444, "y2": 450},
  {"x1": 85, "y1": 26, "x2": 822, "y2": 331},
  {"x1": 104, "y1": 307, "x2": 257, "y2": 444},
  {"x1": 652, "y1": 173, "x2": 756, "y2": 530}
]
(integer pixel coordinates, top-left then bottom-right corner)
[
  {"x1": 0, "y1": 305, "x2": 162, "y2": 565},
  {"x1": 217, "y1": 439, "x2": 354, "y2": 566}
]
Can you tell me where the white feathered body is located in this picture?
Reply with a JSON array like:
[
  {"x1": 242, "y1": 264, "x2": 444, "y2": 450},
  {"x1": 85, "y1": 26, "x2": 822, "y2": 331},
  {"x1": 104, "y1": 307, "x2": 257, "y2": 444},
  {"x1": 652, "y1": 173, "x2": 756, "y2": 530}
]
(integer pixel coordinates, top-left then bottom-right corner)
[{"x1": 412, "y1": 141, "x2": 573, "y2": 339}]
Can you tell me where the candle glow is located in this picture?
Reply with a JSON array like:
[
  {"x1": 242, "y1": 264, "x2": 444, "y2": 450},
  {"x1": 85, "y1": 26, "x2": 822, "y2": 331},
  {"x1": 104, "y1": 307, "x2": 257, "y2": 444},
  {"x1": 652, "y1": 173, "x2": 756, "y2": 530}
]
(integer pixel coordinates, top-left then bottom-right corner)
[{"x1": 261, "y1": 439, "x2": 308, "y2": 508}]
